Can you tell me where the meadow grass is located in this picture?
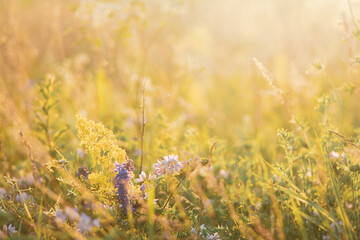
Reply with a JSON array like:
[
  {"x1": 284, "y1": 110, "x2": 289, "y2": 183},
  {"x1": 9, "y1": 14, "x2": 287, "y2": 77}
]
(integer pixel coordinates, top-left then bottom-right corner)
[{"x1": 1, "y1": 1, "x2": 360, "y2": 239}]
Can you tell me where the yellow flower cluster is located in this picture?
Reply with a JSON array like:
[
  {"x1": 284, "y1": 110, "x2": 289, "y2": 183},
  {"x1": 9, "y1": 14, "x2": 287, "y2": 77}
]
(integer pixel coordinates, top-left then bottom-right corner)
[
  {"x1": 76, "y1": 115, "x2": 127, "y2": 202},
  {"x1": 76, "y1": 115, "x2": 127, "y2": 170}
]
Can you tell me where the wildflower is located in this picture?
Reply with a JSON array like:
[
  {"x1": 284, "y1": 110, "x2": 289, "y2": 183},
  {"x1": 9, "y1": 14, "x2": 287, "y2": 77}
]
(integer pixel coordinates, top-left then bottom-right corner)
[
  {"x1": 0, "y1": 206, "x2": 5, "y2": 214},
  {"x1": 76, "y1": 115, "x2": 127, "y2": 171},
  {"x1": 76, "y1": 115, "x2": 129, "y2": 201},
  {"x1": 140, "y1": 183, "x2": 146, "y2": 192},
  {"x1": 114, "y1": 159, "x2": 134, "y2": 212},
  {"x1": 102, "y1": 204, "x2": 115, "y2": 213},
  {"x1": 135, "y1": 171, "x2": 146, "y2": 183},
  {"x1": 208, "y1": 232, "x2": 221, "y2": 240},
  {"x1": 346, "y1": 202, "x2": 353, "y2": 209},
  {"x1": 331, "y1": 222, "x2": 336, "y2": 232},
  {"x1": 330, "y1": 221, "x2": 343, "y2": 233},
  {"x1": 18, "y1": 174, "x2": 35, "y2": 188},
  {"x1": 135, "y1": 171, "x2": 148, "y2": 192},
  {"x1": 77, "y1": 148, "x2": 85, "y2": 158},
  {"x1": 77, "y1": 213, "x2": 99, "y2": 234},
  {"x1": 191, "y1": 224, "x2": 221, "y2": 240},
  {"x1": 329, "y1": 151, "x2": 339, "y2": 160},
  {"x1": 15, "y1": 192, "x2": 32, "y2": 203},
  {"x1": 3, "y1": 224, "x2": 17, "y2": 236},
  {"x1": 0, "y1": 188, "x2": 6, "y2": 197},
  {"x1": 64, "y1": 206, "x2": 80, "y2": 221},
  {"x1": 323, "y1": 234, "x2": 330, "y2": 240},
  {"x1": 219, "y1": 169, "x2": 229, "y2": 178},
  {"x1": 313, "y1": 210, "x2": 319, "y2": 217},
  {"x1": 148, "y1": 172, "x2": 156, "y2": 180},
  {"x1": 77, "y1": 166, "x2": 91, "y2": 179},
  {"x1": 55, "y1": 210, "x2": 67, "y2": 223},
  {"x1": 153, "y1": 154, "x2": 185, "y2": 176}
]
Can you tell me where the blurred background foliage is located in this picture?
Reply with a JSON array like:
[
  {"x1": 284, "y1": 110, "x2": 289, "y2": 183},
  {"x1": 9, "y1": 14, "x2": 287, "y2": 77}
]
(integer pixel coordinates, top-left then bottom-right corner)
[{"x1": 2, "y1": 0, "x2": 360, "y2": 172}]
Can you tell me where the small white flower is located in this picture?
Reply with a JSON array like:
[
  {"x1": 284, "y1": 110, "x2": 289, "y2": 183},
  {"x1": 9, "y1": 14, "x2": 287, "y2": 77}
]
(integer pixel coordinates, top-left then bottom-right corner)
[
  {"x1": 219, "y1": 169, "x2": 229, "y2": 178},
  {"x1": 329, "y1": 151, "x2": 339, "y2": 160},
  {"x1": 135, "y1": 171, "x2": 146, "y2": 183}
]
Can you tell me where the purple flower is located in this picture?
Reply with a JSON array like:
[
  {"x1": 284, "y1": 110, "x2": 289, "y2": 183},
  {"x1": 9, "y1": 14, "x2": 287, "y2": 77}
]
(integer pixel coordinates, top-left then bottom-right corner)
[
  {"x1": 114, "y1": 159, "x2": 134, "y2": 212},
  {"x1": 77, "y1": 166, "x2": 91, "y2": 179},
  {"x1": 77, "y1": 213, "x2": 99, "y2": 234},
  {"x1": 3, "y1": 224, "x2": 17, "y2": 236}
]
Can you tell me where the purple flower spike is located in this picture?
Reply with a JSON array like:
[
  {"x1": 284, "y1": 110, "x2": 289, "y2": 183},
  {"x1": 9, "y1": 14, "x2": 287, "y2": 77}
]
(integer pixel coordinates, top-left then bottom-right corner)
[{"x1": 114, "y1": 159, "x2": 135, "y2": 212}]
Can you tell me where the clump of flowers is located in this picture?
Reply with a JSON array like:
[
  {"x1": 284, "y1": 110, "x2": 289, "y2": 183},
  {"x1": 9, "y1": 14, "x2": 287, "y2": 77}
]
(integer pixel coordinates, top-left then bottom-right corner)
[
  {"x1": 135, "y1": 171, "x2": 157, "y2": 201},
  {"x1": 55, "y1": 206, "x2": 80, "y2": 223},
  {"x1": 153, "y1": 154, "x2": 185, "y2": 177},
  {"x1": 77, "y1": 213, "x2": 100, "y2": 234},
  {"x1": 76, "y1": 115, "x2": 127, "y2": 170},
  {"x1": 114, "y1": 159, "x2": 135, "y2": 212},
  {"x1": 55, "y1": 207, "x2": 100, "y2": 234},
  {"x1": 76, "y1": 115, "x2": 128, "y2": 202},
  {"x1": 191, "y1": 224, "x2": 221, "y2": 240}
]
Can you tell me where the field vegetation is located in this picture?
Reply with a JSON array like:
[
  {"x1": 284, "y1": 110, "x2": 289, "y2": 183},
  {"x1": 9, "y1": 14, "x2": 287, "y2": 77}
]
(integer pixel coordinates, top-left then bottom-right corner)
[{"x1": 2, "y1": 1, "x2": 360, "y2": 239}]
